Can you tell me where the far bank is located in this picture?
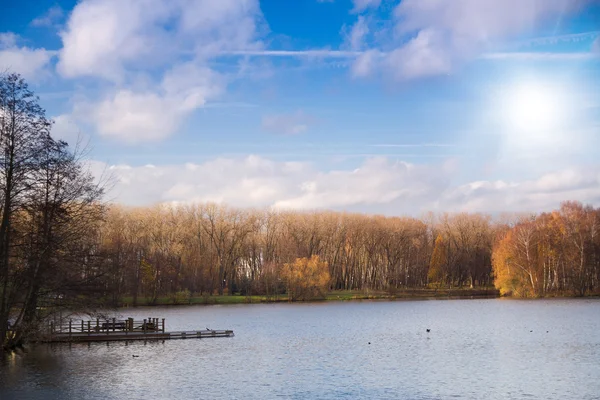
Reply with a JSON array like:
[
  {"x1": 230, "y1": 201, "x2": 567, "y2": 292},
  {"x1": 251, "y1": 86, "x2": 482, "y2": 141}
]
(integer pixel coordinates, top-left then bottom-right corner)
[{"x1": 118, "y1": 288, "x2": 500, "y2": 307}]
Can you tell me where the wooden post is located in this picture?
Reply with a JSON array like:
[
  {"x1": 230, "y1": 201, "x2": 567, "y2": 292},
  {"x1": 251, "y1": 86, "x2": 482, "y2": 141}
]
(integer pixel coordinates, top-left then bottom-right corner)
[
  {"x1": 69, "y1": 319, "x2": 72, "y2": 336},
  {"x1": 87, "y1": 321, "x2": 91, "y2": 336},
  {"x1": 129, "y1": 318, "x2": 134, "y2": 332},
  {"x1": 50, "y1": 321, "x2": 54, "y2": 334},
  {"x1": 162, "y1": 318, "x2": 165, "y2": 333},
  {"x1": 143, "y1": 319, "x2": 147, "y2": 333},
  {"x1": 112, "y1": 317, "x2": 116, "y2": 332},
  {"x1": 106, "y1": 320, "x2": 109, "y2": 335},
  {"x1": 96, "y1": 318, "x2": 99, "y2": 333},
  {"x1": 81, "y1": 320, "x2": 84, "y2": 333}
]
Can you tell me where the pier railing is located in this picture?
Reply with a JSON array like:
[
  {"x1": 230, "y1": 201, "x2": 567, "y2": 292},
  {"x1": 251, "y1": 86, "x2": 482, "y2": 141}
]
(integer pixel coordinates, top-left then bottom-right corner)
[{"x1": 49, "y1": 317, "x2": 166, "y2": 336}]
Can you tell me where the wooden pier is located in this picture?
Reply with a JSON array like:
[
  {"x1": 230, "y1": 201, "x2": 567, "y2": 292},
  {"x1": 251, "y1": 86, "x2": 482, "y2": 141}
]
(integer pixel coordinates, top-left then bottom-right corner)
[{"x1": 43, "y1": 317, "x2": 234, "y2": 343}]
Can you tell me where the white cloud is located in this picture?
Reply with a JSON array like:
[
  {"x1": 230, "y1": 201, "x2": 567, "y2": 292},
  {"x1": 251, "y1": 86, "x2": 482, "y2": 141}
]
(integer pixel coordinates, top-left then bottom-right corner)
[
  {"x1": 438, "y1": 167, "x2": 600, "y2": 213},
  {"x1": 31, "y1": 5, "x2": 64, "y2": 27},
  {"x1": 344, "y1": 16, "x2": 370, "y2": 51},
  {"x1": 0, "y1": 33, "x2": 18, "y2": 48},
  {"x1": 384, "y1": 29, "x2": 452, "y2": 79},
  {"x1": 261, "y1": 111, "x2": 315, "y2": 135},
  {"x1": 51, "y1": 114, "x2": 84, "y2": 144},
  {"x1": 97, "y1": 156, "x2": 450, "y2": 210},
  {"x1": 57, "y1": 0, "x2": 174, "y2": 81},
  {"x1": 58, "y1": 0, "x2": 262, "y2": 142},
  {"x1": 352, "y1": 0, "x2": 381, "y2": 13},
  {"x1": 351, "y1": 50, "x2": 379, "y2": 77},
  {"x1": 178, "y1": 0, "x2": 264, "y2": 56},
  {"x1": 100, "y1": 156, "x2": 307, "y2": 207},
  {"x1": 57, "y1": 0, "x2": 262, "y2": 81},
  {"x1": 84, "y1": 63, "x2": 222, "y2": 142},
  {"x1": 0, "y1": 33, "x2": 52, "y2": 80},
  {"x1": 94, "y1": 155, "x2": 600, "y2": 214},
  {"x1": 393, "y1": 0, "x2": 575, "y2": 39},
  {"x1": 273, "y1": 157, "x2": 446, "y2": 210},
  {"x1": 352, "y1": 0, "x2": 586, "y2": 80},
  {"x1": 91, "y1": 91, "x2": 180, "y2": 142},
  {"x1": 161, "y1": 62, "x2": 223, "y2": 109}
]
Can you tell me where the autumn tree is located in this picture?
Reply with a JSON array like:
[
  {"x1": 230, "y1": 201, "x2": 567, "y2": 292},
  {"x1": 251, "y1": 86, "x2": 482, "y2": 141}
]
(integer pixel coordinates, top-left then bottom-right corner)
[
  {"x1": 492, "y1": 231, "x2": 527, "y2": 296},
  {"x1": 555, "y1": 202, "x2": 598, "y2": 295},
  {"x1": 492, "y1": 203, "x2": 600, "y2": 298},
  {"x1": 282, "y1": 255, "x2": 330, "y2": 301},
  {"x1": 428, "y1": 234, "x2": 447, "y2": 286}
]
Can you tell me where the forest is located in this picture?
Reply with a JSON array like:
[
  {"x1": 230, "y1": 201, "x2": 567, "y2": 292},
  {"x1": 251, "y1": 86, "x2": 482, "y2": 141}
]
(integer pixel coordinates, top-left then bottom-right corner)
[
  {"x1": 1, "y1": 72, "x2": 600, "y2": 349},
  {"x1": 97, "y1": 200, "x2": 600, "y2": 303}
]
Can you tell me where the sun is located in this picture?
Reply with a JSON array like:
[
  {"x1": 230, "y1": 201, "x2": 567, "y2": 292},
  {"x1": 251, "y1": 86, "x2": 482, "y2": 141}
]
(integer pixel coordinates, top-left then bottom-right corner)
[
  {"x1": 505, "y1": 83, "x2": 563, "y2": 133},
  {"x1": 491, "y1": 79, "x2": 576, "y2": 154}
]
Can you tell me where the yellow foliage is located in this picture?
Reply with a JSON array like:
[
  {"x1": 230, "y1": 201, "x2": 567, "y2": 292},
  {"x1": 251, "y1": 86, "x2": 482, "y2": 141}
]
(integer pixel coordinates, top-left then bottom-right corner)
[
  {"x1": 282, "y1": 255, "x2": 330, "y2": 301},
  {"x1": 428, "y1": 234, "x2": 446, "y2": 284},
  {"x1": 492, "y1": 233, "x2": 515, "y2": 296},
  {"x1": 492, "y1": 231, "x2": 531, "y2": 297}
]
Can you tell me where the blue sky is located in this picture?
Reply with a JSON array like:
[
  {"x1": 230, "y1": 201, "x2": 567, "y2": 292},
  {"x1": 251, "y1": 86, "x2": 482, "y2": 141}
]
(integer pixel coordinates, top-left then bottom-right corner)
[{"x1": 1, "y1": 0, "x2": 599, "y2": 214}]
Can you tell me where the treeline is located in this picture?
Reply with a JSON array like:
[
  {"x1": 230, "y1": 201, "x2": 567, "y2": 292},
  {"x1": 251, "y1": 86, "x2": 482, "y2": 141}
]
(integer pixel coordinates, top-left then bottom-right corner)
[
  {"x1": 493, "y1": 201, "x2": 600, "y2": 297},
  {"x1": 98, "y1": 205, "x2": 495, "y2": 304},
  {"x1": 96, "y1": 201, "x2": 600, "y2": 304}
]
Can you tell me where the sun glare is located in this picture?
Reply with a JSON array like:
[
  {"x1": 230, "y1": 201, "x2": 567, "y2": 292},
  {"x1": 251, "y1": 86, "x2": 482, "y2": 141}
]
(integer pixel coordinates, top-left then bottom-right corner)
[{"x1": 505, "y1": 83, "x2": 563, "y2": 133}]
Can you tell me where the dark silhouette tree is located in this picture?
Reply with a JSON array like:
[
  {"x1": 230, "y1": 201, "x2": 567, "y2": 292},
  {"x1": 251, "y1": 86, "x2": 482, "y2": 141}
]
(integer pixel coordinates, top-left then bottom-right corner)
[{"x1": 0, "y1": 73, "x2": 106, "y2": 349}]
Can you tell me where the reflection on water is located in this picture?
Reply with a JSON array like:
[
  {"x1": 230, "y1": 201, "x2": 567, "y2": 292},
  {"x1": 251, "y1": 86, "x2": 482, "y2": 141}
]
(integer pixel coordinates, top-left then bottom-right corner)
[{"x1": 1, "y1": 299, "x2": 599, "y2": 400}]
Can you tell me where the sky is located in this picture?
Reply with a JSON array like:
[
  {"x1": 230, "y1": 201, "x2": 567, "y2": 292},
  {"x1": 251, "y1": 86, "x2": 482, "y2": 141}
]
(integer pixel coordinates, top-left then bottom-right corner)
[{"x1": 1, "y1": 0, "x2": 599, "y2": 215}]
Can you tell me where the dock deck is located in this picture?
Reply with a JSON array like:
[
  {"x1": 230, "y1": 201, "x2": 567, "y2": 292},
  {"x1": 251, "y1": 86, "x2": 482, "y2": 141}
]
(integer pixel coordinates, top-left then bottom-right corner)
[
  {"x1": 43, "y1": 318, "x2": 234, "y2": 343},
  {"x1": 45, "y1": 329, "x2": 234, "y2": 342}
]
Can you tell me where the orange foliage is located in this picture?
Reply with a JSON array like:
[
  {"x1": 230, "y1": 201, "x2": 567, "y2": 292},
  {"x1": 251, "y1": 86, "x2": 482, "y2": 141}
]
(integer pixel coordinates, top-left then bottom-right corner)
[
  {"x1": 492, "y1": 231, "x2": 527, "y2": 296},
  {"x1": 492, "y1": 201, "x2": 600, "y2": 297},
  {"x1": 282, "y1": 255, "x2": 330, "y2": 301}
]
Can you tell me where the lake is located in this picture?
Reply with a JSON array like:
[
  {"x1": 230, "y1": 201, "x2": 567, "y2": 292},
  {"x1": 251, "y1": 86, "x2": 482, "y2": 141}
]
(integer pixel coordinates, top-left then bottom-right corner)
[{"x1": 1, "y1": 299, "x2": 599, "y2": 399}]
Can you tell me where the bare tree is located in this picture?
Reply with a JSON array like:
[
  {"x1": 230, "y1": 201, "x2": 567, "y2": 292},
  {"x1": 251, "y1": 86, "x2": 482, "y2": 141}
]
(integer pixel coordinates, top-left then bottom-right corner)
[{"x1": 0, "y1": 73, "x2": 106, "y2": 349}]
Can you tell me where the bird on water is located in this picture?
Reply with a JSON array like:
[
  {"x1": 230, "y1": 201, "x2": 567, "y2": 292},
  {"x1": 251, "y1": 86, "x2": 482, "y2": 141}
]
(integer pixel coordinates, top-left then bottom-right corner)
[{"x1": 426, "y1": 329, "x2": 431, "y2": 333}]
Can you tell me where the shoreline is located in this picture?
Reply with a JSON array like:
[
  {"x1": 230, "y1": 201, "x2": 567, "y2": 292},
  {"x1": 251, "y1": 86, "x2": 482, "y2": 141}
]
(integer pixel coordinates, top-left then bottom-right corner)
[
  {"x1": 117, "y1": 288, "x2": 501, "y2": 307},
  {"x1": 116, "y1": 288, "x2": 600, "y2": 308}
]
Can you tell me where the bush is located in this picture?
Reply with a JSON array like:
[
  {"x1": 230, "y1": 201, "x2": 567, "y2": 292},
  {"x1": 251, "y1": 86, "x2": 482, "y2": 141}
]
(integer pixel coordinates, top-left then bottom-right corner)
[
  {"x1": 171, "y1": 289, "x2": 191, "y2": 305},
  {"x1": 282, "y1": 255, "x2": 330, "y2": 301}
]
